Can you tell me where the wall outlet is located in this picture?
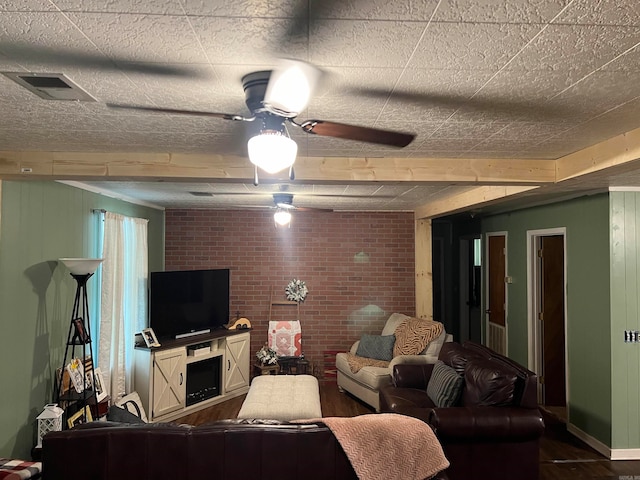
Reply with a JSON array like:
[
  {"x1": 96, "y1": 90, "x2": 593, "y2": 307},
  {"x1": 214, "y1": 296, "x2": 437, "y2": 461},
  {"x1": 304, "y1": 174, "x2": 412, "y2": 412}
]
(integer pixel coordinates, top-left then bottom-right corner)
[{"x1": 624, "y1": 330, "x2": 640, "y2": 342}]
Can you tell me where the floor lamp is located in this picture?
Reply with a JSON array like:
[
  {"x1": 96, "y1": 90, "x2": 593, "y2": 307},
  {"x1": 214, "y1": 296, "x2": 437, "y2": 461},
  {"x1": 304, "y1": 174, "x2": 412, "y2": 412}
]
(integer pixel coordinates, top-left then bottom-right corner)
[{"x1": 56, "y1": 258, "x2": 103, "y2": 425}]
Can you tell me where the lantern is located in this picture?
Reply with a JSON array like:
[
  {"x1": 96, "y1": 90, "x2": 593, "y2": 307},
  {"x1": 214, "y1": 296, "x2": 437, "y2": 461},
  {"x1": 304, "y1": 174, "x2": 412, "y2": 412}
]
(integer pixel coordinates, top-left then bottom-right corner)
[{"x1": 37, "y1": 403, "x2": 64, "y2": 447}]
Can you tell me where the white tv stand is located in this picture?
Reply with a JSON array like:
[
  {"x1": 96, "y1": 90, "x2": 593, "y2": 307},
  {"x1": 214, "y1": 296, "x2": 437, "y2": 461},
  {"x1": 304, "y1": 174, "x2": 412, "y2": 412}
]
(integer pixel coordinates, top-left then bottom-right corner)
[{"x1": 133, "y1": 329, "x2": 250, "y2": 422}]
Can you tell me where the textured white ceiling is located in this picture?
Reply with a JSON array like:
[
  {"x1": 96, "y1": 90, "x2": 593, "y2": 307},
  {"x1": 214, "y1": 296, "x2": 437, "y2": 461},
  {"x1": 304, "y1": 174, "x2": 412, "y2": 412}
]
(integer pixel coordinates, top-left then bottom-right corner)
[
  {"x1": 68, "y1": 180, "x2": 478, "y2": 211},
  {"x1": 2, "y1": 0, "x2": 640, "y2": 210}
]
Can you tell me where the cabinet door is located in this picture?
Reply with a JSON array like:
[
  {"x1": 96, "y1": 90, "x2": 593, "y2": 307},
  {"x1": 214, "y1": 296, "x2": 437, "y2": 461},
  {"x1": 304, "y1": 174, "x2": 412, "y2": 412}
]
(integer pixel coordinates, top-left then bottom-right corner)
[
  {"x1": 225, "y1": 333, "x2": 250, "y2": 393},
  {"x1": 152, "y1": 347, "x2": 186, "y2": 418}
]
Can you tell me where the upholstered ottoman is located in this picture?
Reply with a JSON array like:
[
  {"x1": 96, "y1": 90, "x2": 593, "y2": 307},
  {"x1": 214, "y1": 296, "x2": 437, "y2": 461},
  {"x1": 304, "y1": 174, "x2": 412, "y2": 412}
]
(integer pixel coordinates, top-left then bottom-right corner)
[{"x1": 238, "y1": 374, "x2": 322, "y2": 421}]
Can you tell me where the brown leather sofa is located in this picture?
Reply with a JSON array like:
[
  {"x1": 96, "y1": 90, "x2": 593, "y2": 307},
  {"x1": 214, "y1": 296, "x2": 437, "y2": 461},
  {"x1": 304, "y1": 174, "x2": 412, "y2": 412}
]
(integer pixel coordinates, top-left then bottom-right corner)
[
  {"x1": 42, "y1": 419, "x2": 449, "y2": 480},
  {"x1": 379, "y1": 341, "x2": 545, "y2": 480}
]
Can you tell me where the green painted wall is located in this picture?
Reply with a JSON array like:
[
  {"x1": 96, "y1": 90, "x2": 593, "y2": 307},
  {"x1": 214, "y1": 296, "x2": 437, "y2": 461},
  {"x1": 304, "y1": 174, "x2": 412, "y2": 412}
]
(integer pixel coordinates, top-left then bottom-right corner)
[
  {"x1": 0, "y1": 180, "x2": 164, "y2": 460},
  {"x1": 482, "y1": 193, "x2": 612, "y2": 446},
  {"x1": 610, "y1": 192, "x2": 640, "y2": 449}
]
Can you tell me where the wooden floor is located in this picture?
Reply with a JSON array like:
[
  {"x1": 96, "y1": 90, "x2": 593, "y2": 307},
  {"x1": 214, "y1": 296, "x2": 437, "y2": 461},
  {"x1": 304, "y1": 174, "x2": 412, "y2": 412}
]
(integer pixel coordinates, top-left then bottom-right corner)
[{"x1": 175, "y1": 379, "x2": 640, "y2": 480}]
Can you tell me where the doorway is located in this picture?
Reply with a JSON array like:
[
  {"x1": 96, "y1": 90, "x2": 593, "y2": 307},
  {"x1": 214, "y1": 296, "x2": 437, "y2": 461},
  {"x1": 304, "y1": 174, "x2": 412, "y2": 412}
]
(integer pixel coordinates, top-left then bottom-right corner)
[
  {"x1": 528, "y1": 229, "x2": 567, "y2": 419},
  {"x1": 459, "y1": 235, "x2": 482, "y2": 343}
]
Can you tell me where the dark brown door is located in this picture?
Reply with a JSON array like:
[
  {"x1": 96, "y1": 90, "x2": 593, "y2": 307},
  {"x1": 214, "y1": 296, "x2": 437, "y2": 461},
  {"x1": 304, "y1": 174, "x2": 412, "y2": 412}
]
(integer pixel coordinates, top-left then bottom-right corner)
[
  {"x1": 488, "y1": 235, "x2": 506, "y2": 327},
  {"x1": 540, "y1": 235, "x2": 566, "y2": 407},
  {"x1": 487, "y1": 235, "x2": 506, "y2": 354}
]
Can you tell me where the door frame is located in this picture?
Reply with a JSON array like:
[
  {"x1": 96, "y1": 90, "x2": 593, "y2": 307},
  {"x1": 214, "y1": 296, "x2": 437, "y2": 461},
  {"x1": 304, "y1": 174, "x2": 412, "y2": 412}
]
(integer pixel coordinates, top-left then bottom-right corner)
[
  {"x1": 526, "y1": 227, "x2": 569, "y2": 406},
  {"x1": 459, "y1": 234, "x2": 481, "y2": 343},
  {"x1": 433, "y1": 236, "x2": 446, "y2": 325},
  {"x1": 485, "y1": 231, "x2": 508, "y2": 352}
]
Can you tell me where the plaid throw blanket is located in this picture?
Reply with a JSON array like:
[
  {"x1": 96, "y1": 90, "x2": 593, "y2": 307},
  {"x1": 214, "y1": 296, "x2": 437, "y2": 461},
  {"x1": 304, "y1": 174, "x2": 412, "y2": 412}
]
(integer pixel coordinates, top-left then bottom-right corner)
[{"x1": 0, "y1": 458, "x2": 42, "y2": 480}]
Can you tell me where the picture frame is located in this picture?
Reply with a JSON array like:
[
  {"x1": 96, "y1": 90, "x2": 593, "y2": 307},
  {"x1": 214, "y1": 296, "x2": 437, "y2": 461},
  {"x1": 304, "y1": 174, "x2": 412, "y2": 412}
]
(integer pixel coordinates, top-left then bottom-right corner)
[
  {"x1": 67, "y1": 406, "x2": 93, "y2": 429},
  {"x1": 93, "y1": 367, "x2": 108, "y2": 402},
  {"x1": 142, "y1": 327, "x2": 161, "y2": 348},
  {"x1": 73, "y1": 317, "x2": 90, "y2": 344},
  {"x1": 66, "y1": 358, "x2": 85, "y2": 393},
  {"x1": 56, "y1": 367, "x2": 71, "y2": 395}
]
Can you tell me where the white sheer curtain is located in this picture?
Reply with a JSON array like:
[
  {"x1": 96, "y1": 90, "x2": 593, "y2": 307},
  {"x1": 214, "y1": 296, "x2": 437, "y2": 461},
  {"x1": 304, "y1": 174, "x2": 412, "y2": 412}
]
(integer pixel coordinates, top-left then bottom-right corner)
[{"x1": 99, "y1": 212, "x2": 148, "y2": 400}]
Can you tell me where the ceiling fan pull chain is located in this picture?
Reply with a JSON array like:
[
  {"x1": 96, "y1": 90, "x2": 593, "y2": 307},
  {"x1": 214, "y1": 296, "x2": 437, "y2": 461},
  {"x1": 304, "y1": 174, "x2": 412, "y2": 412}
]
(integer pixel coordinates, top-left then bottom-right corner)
[
  {"x1": 253, "y1": 165, "x2": 259, "y2": 186},
  {"x1": 289, "y1": 165, "x2": 295, "y2": 181}
]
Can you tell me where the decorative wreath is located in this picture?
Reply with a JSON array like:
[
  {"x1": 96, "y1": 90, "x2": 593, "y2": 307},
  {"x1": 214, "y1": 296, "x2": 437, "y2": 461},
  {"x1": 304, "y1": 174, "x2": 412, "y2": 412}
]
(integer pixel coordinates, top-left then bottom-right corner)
[{"x1": 285, "y1": 278, "x2": 308, "y2": 303}]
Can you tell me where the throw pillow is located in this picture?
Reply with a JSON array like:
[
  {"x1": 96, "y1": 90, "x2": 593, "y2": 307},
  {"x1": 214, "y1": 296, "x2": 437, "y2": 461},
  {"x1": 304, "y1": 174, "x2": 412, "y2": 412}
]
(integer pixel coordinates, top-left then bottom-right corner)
[
  {"x1": 393, "y1": 318, "x2": 444, "y2": 357},
  {"x1": 426, "y1": 360, "x2": 464, "y2": 407},
  {"x1": 106, "y1": 405, "x2": 146, "y2": 424},
  {"x1": 115, "y1": 391, "x2": 148, "y2": 422},
  {"x1": 355, "y1": 334, "x2": 396, "y2": 361}
]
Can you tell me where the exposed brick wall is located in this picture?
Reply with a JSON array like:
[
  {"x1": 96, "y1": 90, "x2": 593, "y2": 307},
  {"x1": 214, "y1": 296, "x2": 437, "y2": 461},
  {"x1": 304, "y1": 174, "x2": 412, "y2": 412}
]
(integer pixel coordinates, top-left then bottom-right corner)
[{"x1": 164, "y1": 209, "x2": 415, "y2": 371}]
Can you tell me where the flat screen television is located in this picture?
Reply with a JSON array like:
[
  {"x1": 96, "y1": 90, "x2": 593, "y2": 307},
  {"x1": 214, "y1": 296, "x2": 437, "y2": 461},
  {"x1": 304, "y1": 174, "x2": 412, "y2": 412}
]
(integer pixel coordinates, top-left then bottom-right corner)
[{"x1": 149, "y1": 268, "x2": 230, "y2": 341}]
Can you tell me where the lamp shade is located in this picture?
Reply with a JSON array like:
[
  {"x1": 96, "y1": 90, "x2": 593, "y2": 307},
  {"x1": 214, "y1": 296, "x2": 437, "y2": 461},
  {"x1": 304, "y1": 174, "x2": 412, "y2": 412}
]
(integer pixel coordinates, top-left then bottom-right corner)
[
  {"x1": 264, "y1": 59, "x2": 323, "y2": 117},
  {"x1": 59, "y1": 258, "x2": 104, "y2": 275},
  {"x1": 274, "y1": 209, "x2": 292, "y2": 226},
  {"x1": 248, "y1": 131, "x2": 297, "y2": 174}
]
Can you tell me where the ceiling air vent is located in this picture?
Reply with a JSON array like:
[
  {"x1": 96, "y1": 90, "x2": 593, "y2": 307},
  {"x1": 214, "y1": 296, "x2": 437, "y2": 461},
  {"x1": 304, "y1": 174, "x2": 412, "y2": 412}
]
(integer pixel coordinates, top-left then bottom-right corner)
[{"x1": 1, "y1": 72, "x2": 96, "y2": 101}]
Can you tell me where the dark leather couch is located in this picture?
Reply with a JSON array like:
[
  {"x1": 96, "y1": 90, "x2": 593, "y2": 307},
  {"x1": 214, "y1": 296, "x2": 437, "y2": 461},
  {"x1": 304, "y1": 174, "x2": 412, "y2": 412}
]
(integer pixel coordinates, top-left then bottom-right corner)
[
  {"x1": 379, "y1": 341, "x2": 545, "y2": 480},
  {"x1": 42, "y1": 419, "x2": 449, "y2": 480}
]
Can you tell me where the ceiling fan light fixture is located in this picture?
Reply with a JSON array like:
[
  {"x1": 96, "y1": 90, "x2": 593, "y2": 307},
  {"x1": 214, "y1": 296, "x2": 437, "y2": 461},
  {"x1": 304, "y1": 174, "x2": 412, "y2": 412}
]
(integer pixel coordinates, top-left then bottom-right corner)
[
  {"x1": 264, "y1": 59, "x2": 322, "y2": 117},
  {"x1": 274, "y1": 208, "x2": 292, "y2": 227},
  {"x1": 248, "y1": 129, "x2": 297, "y2": 174}
]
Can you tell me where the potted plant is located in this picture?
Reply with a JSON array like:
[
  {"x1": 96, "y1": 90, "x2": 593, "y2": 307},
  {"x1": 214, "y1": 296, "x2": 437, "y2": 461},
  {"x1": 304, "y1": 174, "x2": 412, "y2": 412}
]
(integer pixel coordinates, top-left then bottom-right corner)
[{"x1": 256, "y1": 345, "x2": 278, "y2": 365}]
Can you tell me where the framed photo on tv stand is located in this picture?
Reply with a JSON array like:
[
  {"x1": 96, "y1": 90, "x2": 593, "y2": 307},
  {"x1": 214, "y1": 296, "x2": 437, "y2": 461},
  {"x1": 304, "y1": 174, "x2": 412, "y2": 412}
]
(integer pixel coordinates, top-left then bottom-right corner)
[{"x1": 142, "y1": 327, "x2": 161, "y2": 348}]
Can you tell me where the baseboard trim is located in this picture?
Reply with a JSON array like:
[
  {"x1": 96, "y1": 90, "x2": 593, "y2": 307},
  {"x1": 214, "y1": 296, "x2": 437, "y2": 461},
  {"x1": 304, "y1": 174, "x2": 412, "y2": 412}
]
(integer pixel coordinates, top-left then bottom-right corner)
[
  {"x1": 610, "y1": 448, "x2": 640, "y2": 461},
  {"x1": 566, "y1": 423, "x2": 611, "y2": 458},
  {"x1": 566, "y1": 423, "x2": 640, "y2": 460}
]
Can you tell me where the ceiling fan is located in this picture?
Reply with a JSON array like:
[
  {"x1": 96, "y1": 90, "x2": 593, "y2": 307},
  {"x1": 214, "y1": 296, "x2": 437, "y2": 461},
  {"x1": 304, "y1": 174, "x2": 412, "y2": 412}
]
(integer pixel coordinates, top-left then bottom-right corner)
[
  {"x1": 0, "y1": 0, "x2": 564, "y2": 188},
  {"x1": 242, "y1": 192, "x2": 332, "y2": 226},
  {"x1": 272, "y1": 193, "x2": 333, "y2": 212},
  {"x1": 106, "y1": 59, "x2": 416, "y2": 185}
]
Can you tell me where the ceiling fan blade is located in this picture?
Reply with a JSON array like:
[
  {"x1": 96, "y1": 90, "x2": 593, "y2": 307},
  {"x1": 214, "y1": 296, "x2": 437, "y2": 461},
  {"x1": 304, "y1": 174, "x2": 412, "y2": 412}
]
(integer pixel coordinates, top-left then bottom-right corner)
[
  {"x1": 294, "y1": 206, "x2": 333, "y2": 213},
  {"x1": 298, "y1": 120, "x2": 415, "y2": 147},
  {"x1": 279, "y1": 0, "x2": 336, "y2": 43},
  {"x1": 347, "y1": 87, "x2": 567, "y2": 120},
  {"x1": 0, "y1": 42, "x2": 199, "y2": 77},
  {"x1": 105, "y1": 103, "x2": 247, "y2": 121},
  {"x1": 234, "y1": 205, "x2": 274, "y2": 210}
]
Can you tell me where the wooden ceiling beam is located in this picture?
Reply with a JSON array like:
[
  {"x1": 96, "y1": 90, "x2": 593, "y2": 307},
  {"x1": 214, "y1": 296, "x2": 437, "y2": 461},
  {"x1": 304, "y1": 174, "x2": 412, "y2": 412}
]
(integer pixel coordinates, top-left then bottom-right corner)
[
  {"x1": 556, "y1": 127, "x2": 640, "y2": 182},
  {"x1": 414, "y1": 126, "x2": 640, "y2": 219},
  {"x1": 414, "y1": 186, "x2": 540, "y2": 220},
  {"x1": 291, "y1": 157, "x2": 555, "y2": 184},
  {"x1": 0, "y1": 151, "x2": 555, "y2": 184}
]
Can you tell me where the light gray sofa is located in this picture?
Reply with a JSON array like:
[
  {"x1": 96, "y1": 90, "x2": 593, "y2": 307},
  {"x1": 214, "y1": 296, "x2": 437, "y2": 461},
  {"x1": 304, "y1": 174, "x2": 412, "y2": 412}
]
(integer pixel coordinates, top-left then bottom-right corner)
[{"x1": 336, "y1": 313, "x2": 452, "y2": 411}]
